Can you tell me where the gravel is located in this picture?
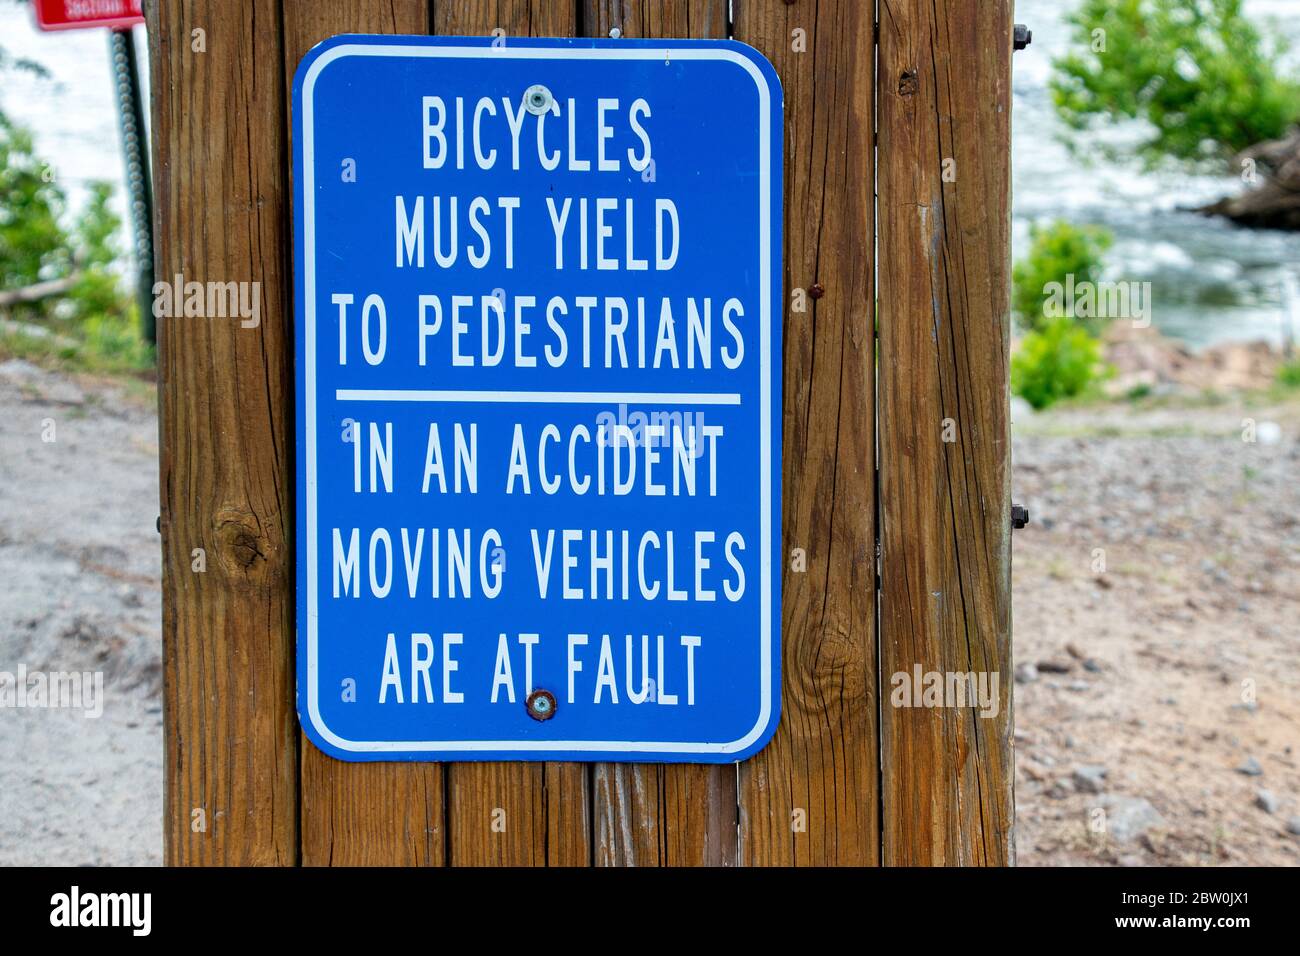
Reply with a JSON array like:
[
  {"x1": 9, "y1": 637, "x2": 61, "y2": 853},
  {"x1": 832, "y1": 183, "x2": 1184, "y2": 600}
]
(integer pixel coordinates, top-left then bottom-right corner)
[{"x1": 0, "y1": 361, "x2": 162, "y2": 865}]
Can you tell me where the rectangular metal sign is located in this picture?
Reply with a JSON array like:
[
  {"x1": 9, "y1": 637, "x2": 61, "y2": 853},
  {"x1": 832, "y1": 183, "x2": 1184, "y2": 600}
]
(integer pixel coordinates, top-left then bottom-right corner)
[
  {"x1": 293, "y1": 35, "x2": 782, "y2": 762},
  {"x1": 32, "y1": 0, "x2": 143, "y2": 31}
]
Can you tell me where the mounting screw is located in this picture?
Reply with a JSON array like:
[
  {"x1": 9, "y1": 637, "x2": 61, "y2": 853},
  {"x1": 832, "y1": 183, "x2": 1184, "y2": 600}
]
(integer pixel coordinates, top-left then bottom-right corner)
[
  {"x1": 809, "y1": 282, "x2": 825, "y2": 300},
  {"x1": 524, "y1": 84, "x2": 553, "y2": 115},
  {"x1": 609, "y1": 27, "x2": 622, "y2": 39},
  {"x1": 1011, "y1": 503, "x2": 1030, "y2": 530},
  {"x1": 526, "y1": 688, "x2": 557, "y2": 721},
  {"x1": 1013, "y1": 24, "x2": 1032, "y2": 51}
]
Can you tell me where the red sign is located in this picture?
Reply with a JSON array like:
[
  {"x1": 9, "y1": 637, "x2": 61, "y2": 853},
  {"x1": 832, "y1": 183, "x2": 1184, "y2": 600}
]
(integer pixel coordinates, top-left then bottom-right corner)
[{"x1": 32, "y1": 0, "x2": 143, "y2": 31}]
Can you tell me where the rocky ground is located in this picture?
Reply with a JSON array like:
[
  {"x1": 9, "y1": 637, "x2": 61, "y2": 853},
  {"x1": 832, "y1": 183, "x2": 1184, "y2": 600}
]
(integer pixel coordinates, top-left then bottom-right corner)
[
  {"x1": 0, "y1": 353, "x2": 1297, "y2": 867},
  {"x1": 1012, "y1": 393, "x2": 1300, "y2": 866}
]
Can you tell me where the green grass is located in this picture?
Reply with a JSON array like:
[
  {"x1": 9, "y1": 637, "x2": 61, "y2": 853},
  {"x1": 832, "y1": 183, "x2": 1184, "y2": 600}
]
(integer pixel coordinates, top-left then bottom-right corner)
[
  {"x1": 0, "y1": 312, "x2": 154, "y2": 377},
  {"x1": 1013, "y1": 421, "x2": 1210, "y2": 439},
  {"x1": 1278, "y1": 357, "x2": 1300, "y2": 390}
]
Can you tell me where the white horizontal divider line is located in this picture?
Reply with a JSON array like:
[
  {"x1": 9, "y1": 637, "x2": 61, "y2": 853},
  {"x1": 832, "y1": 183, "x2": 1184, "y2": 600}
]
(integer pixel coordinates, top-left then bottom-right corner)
[{"x1": 334, "y1": 389, "x2": 742, "y2": 406}]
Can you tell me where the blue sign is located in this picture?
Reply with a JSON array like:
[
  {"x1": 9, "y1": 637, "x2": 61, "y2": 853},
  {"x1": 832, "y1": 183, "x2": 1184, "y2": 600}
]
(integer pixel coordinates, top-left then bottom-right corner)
[{"x1": 293, "y1": 35, "x2": 782, "y2": 762}]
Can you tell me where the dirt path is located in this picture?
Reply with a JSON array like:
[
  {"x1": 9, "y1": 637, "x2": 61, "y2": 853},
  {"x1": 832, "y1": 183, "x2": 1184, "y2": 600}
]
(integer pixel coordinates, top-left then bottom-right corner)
[
  {"x1": 0, "y1": 360, "x2": 162, "y2": 866},
  {"x1": 1, "y1": 359, "x2": 1297, "y2": 866}
]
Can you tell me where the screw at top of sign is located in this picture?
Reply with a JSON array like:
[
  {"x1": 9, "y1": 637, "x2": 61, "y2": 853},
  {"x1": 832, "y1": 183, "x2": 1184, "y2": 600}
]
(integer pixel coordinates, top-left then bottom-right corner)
[
  {"x1": 609, "y1": 27, "x2": 622, "y2": 39},
  {"x1": 524, "y1": 84, "x2": 553, "y2": 116}
]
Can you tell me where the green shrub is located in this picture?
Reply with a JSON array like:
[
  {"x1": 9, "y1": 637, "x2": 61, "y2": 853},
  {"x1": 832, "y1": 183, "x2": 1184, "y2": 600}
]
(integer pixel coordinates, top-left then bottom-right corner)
[
  {"x1": 1278, "y1": 358, "x2": 1300, "y2": 389},
  {"x1": 0, "y1": 109, "x2": 142, "y2": 371},
  {"x1": 1052, "y1": 0, "x2": 1300, "y2": 167},
  {"x1": 1013, "y1": 220, "x2": 1113, "y2": 335},
  {"x1": 1012, "y1": 318, "x2": 1104, "y2": 410},
  {"x1": 67, "y1": 181, "x2": 131, "y2": 325},
  {"x1": 1125, "y1": 382, "x2": 1153, "y2": 402},
  {"x1": 0, "y1": 109, "x2": 68, "y2": 320}
]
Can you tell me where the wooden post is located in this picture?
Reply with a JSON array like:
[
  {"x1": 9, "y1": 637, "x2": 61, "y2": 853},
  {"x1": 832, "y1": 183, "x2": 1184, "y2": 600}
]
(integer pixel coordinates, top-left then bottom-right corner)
[
  {"x1": 731, "y1": 0, "x2": 880, "y2": 866},
  {"x1": 877, "y1": 0, "x2": 1015, "y2": 864},
  {"x1": 149, "y1": 0, "x2": 298, "y2": 866},
  {"x1": 151, "y1": 0, "x2": 1012, "y2": 867}
]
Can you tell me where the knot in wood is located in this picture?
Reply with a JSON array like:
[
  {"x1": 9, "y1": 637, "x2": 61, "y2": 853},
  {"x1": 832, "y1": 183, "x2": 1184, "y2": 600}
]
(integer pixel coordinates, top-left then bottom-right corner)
[
  {"x1": 229, "y1": 531, "x2": 264, "y2": 568},
  {"x1": 215, "y1": 509, "x2": 271, "y2": 574},
  {"x1": 898, "y1": 70, "x2": 919, "y2": 97}
]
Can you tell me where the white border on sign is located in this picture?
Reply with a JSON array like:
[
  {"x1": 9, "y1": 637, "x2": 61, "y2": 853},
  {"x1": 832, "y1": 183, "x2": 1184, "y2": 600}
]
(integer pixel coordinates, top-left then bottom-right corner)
[{"x1": 302, "y1": 42, "x2": 773, "y2": 755}]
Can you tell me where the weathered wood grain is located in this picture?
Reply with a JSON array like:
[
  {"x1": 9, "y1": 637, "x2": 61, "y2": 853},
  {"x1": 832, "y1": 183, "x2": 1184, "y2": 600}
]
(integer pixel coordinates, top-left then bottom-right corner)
[
  {"x1": 434, "y1": 0, "x2": 577, "y2": 38},
  {"x1": 581, "y1": 0, "x2": 727, "y2": 38},
  {"x1": 280, "y1": 0, "x2": 445, "y2": 867},
  {"x1": 149, "y1": 0, "x2": 298, "y2": 865},
  {"x1": 876, "y1": 0, "x2": 1015, "y2": 865},
  {"x1": 432, "y1": 0, "x2": 592, "y2": 868},
  {"x1": 731, "y1": 0, "x2": 880, "y2": 866},
  {"x1": 579, "y1": 0, "x2": 738, "y2": 869}
]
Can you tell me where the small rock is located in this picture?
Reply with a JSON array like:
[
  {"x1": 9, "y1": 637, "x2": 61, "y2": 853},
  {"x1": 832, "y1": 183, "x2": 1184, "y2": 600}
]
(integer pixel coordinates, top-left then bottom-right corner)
[
  {"x1": 1014, "y1": 662, "x2": 1039, "y2": 684},
  {"x1": 1067, "y1": 681, "x2": 1091, "y2": 692},
  {"x1": 1255, "y1": 789, "x2": 1280, "y2": 814},
  {"x1": 1286, "y1": 817, "x2": 1300, "y2": 836},
  {"x1": 1138, "y1": 832, "x2": 1159, "y2": 852},
  {"x1": 1065, "y1": 643, "x2": 1086, "y2": 660},
  {"x1": 1073, "y1": 765, "x2": 1108, "y2": 794},
  {"x1": 1098, "y1": 795, "x2": 1166, "y2": 842},
  {"x1": 1038, "y1": 659, "x2": 1073, "y2": 674},
  {"x1": 1021, "y1": 764, "x2": 1046, "y2": 783},
  {"x1": 1237, "y1": 756, "x2": 1264, "y2": 777},
  {"x1": 1083, "y1": 658, "x2": 1104, "y2": 673},
  {"x1": 1045, "y1": 780, "x2": 1072, "y2": 800}
]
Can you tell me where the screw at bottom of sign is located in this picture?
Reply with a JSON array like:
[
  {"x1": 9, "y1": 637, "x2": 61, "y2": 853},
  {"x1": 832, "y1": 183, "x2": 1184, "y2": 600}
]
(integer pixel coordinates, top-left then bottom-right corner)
[{"x1": 526, "y1": 689, "x2": 557, "y2": 721}]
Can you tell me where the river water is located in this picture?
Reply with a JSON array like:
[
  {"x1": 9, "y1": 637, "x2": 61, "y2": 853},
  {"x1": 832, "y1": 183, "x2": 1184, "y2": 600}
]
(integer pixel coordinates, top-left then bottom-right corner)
[
  {"x1": 2, "y1": 1, "x2": 1298, "y2": 348},
  {"x1": 1013, "y1": 0, "x2": 1300, "y2": 347}
]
